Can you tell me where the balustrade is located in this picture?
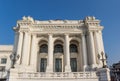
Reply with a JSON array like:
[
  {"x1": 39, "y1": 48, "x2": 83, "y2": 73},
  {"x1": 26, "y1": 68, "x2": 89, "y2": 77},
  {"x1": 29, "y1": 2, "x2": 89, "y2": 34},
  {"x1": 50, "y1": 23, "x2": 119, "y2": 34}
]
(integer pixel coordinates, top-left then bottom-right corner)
[{"x1": 17, "y1": 72, "x2": 98, "y2": 79}]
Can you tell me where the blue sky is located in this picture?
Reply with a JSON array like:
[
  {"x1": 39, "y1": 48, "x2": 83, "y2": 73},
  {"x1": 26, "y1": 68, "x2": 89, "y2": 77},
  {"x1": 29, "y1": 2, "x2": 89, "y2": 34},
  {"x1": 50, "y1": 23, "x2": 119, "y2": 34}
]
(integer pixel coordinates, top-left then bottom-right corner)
[{"x1": 0, "y1": 0, "x2": 120, "y2": 66}]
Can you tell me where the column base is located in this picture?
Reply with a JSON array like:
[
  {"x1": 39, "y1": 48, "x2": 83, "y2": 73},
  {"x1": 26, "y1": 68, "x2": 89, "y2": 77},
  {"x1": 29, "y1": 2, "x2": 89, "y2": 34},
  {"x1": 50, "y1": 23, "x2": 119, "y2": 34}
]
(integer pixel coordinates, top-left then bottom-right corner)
[
  {"x1": 65, "y1": 65, "x2": 71, "y2": 72},
  {"x1": 98, "y1": 63, "x2": 103, "y2": 68},
  {"x1": 83, "y1": 65, "x2": 89, "y2": 71},
  {"x1": 91, "y1": 64, "x2": 97, "y2": 68},
  {"x1": 89, "y1": 64, "x2": 98, "y2": 71},
  {"x1": 97, "y1": 68, "x2": 111, "y2": 81},
  {"x1": 46, "y1": 66, "x2": 53, "y2": 72}
]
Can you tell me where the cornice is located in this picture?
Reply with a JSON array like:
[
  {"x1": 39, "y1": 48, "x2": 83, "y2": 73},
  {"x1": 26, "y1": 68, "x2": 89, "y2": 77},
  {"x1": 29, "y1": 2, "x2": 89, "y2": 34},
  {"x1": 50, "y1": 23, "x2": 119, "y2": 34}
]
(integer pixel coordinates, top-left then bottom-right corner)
[
  {"x1": 15, "y1": 16, "x2": 103, "y2": 33},
  {"x1": 17, "y1": 16, "x2": 101, "y2": 27},
  {"x1": 0, "y1": 51, "x2": 13, "y2": 53}
]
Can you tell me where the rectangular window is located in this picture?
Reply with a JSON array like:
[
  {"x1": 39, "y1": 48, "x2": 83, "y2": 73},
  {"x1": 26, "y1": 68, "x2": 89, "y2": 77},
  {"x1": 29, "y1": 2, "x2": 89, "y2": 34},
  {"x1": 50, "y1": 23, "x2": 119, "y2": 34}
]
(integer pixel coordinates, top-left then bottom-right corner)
[
  {"x1": 55, "y1": 58, "x2": 62, "y2": 72},
  {"x1": 70, "y1": 58, "x2": 77, "y2": 72},
  {"x1": 1, "y1": 58, "x2": 7, "y2": 64},
  {"x1": 0, "y1": 66, "x2": 5, "y2": 71},
  {"x1": 40, "y1": 58, "x2": 47, "y2": 72}
]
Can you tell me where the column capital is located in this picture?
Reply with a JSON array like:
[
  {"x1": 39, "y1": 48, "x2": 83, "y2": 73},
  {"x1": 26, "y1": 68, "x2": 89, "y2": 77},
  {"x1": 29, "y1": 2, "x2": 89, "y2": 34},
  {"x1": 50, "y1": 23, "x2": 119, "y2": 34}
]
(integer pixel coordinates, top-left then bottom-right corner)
[
  {"x1": 85, "y1": 31, "x2": 92, "y2": 36},
  {"x1": 98, "y1": 31, "x2": 102, "y2": 34},
  {"x1": 81, "y1": 32, "x2": 86, "y2": 36},
  {"x1": 31, "y1": 33, "x2": 36, "y2": 36},
  {"x1": 88, "y1": 31, "x2": 93, "y2": 33},
  {"x1": 48, "y1": 33, "x2": 53, "y2": 36},
  {"x1": 18, "y1": 31, "x2": 22, "y2": 33},
  {"x1": 64, "y1": 33, "x2": 69, "y2": 36}
]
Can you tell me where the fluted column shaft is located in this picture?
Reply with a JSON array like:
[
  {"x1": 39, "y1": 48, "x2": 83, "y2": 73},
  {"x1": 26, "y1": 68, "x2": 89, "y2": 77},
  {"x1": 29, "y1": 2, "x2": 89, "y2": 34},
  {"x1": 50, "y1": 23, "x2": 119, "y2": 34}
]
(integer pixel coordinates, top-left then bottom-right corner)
[
  {"x1": 22, "y1": 32, "x2": 31, "y2": 65},
  {"x1": 30, "y1": 34, "x2": 37, "y2": 71},
  {"x1": 88, "y1": 32, "x2": 96, "y2": 68},
  {"x1": 99, "y1": 31, "x2": 105, "y2": 53},
  {"x1": 13, "y1": 32, "x2": 19, "y2": 52},
  {"x1": 27, "y1": 34, "x2": 31, "y2": 65},
  {"x1": 16, "y1": 32, "x2": 23, "y2": 64},
  {"x1": 46, "y1": 34, "x2": 53, "y2": 72},
  {"x1": 98, "y1": 31, "x2": 106, "y2": 65},
  {"x1": 81, "y1": 33, "x2": 88, "y2": 71},
  {"x1": 94, "y1": 32, "x2": 103, "y2": 66},
  {"x1": 65, "y1": 34, "x2": 71, "y2": 72}
]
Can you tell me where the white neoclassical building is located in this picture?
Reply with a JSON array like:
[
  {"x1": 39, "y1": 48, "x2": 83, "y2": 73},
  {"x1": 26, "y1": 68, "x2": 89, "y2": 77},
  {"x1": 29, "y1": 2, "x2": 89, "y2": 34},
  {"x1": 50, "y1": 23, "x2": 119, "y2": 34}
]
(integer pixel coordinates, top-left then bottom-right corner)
[{"x1": 0, "y1": 16, "x2": 110, "y2": 81}]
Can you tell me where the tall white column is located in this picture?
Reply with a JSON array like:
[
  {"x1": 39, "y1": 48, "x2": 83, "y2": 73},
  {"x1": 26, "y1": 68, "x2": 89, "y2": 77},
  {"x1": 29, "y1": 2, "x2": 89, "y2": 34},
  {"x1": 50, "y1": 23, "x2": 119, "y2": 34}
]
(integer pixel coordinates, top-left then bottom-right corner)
[
  {"x1": 16, "y1": 32, "x2": 23, "y2": 65},
  {"x1": 98, "y1": 31, "x2": 107, "y2": 65},
  {"x1": 13, "y1": 32, "x2": 19, "y2": 52},
  {"x1": 94, "y1": 32, "x2": 103, "y2": 67},
  {"x1": 30, "y1": 34, "x2": 37, "y2": 72},
  {"x1": 27, "y1": 34, "x2": 31, "y2": 65},
  {"x1": 88, "y1": 31, "x2": 96, "y2": 68},
  {"x1": 81, "y1": 33, "x2": 88, "y2": 71},
  {"x1": 65, "y1": 34, "x2": 71, "y2": 72},
  {"x1": 46, "y1": 34, "x2": 53, "y2": 72},
  {"x1": 22, "y1": 32, "x2": 30, "y2": 65},
  {"x1": 99, "y1": 31, "x2": 105, "y2": 53}
]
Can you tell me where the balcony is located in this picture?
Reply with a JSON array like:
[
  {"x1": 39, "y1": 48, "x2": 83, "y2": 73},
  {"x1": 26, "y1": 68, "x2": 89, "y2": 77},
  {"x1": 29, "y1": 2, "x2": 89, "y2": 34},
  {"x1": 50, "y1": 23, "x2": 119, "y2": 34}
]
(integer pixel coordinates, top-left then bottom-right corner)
[
  {"x1": 0, "y1": 71, "x2": 7, "y2": 79},
  {"x1": 17, "y1": 72, "x2": 98, "y2": 79}
]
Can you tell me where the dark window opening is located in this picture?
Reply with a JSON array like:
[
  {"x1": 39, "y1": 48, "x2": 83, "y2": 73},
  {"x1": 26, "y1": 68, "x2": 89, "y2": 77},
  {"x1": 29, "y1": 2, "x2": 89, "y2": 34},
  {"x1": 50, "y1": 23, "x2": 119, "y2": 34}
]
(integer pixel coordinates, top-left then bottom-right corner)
[
  {"x1": 55, "y1": 58, "x2": 62, "y2": 72},
  {"x1": 70, "y1": 44, "x2": 78, "y2": 53},
  {"x1": 54, "y1": 44, "x2": 63, "y2": 53},
  {"x1": 1, "y1": 58, "x2": 7, "y2": 64},
  {"x1": 40, "y1": 44, "x2": 48, "y2": 53},
  {"x1": 40, "y1": 58, "x2": 47, "y2": 72},
  {"x1": 70, "y1": 58, "x2": 77, "y2": 72}
]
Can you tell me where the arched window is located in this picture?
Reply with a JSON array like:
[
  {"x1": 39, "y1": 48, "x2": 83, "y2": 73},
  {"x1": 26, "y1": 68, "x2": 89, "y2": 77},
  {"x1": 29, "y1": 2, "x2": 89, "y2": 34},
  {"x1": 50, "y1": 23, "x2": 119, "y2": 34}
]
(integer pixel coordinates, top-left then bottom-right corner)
[
  {"x1": 40, "y1": 44, "x2": 48, "y2": 53},
  {"x1": 70, "y1": 44, "x2": 78, "y2": 53},
  {"x1": 54, "y1": 44, "x2": 63, "y2": 53}
]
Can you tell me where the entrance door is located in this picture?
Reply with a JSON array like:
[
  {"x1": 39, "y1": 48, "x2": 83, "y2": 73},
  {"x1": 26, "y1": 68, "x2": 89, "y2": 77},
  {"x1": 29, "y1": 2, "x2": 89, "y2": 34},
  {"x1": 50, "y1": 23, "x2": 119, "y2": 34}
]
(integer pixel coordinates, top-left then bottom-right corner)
[
  {"x1": 55, "y1": 58, "x2": 62, "y2": 72},
  {"x1": 40, "y1": 58, "x2": 47, "y2": 72},
  {"x1": 70, "y1": 58, "x2": 77, "y2": 72}
]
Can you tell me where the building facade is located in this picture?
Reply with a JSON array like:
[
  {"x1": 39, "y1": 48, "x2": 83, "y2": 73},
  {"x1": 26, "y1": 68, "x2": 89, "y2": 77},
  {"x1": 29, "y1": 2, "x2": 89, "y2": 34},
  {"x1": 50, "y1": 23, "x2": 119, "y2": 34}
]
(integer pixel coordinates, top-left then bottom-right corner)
[
  {"x1": 110, "y1": 61, "x2": 120, "y2": 81},
  {"x1": 0, "y1": 16, "x2": 110, "y2": 81},
  {"x1": 0, "y1": 45, "x2": 13, "y2": 81}
]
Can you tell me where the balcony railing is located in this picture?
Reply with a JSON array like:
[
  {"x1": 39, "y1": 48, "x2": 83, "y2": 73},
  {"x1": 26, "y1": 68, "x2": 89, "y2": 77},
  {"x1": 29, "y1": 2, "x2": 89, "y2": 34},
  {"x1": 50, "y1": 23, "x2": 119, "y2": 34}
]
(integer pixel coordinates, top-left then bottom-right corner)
[
  {"x1": 0, "y1": 71, "x2": 7, "y2": 79},
  {"x1": 18, "y1": 72, "x2": 98, "y2": 79}
]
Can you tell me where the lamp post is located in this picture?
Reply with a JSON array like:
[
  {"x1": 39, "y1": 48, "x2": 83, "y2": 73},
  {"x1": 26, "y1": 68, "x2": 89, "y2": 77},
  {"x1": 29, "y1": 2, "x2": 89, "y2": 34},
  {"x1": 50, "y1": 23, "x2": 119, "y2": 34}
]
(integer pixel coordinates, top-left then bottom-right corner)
[
  {"x1": 98, "y1": 51, "x2": 108, "y2": 68},
  {"x1": 10, "y1": 52, "x2": 19, "y2": 68}
]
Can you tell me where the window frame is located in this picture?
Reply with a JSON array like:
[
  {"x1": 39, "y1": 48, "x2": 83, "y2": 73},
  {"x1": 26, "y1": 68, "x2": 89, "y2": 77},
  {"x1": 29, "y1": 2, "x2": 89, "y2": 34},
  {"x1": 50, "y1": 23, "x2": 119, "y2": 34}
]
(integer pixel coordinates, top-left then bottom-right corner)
[
  {"x1": 40, "y1": 58, "x2": 47, "y2": 72},
  {"x1": 70, "y1": 58, "x2": 77, "y2": 72},
  {"x1": 39, "y1": 44, "x2": 48, "y2": 53},
  {"x1": 54, "y1": 44, "x2": 63, "y2": 53},
  {"x1": 1, "y1": 58, "x2": 7, "y2": 64},
  {"x1": 70, "y1": 44, "x2": 78, "y2": 53}
]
